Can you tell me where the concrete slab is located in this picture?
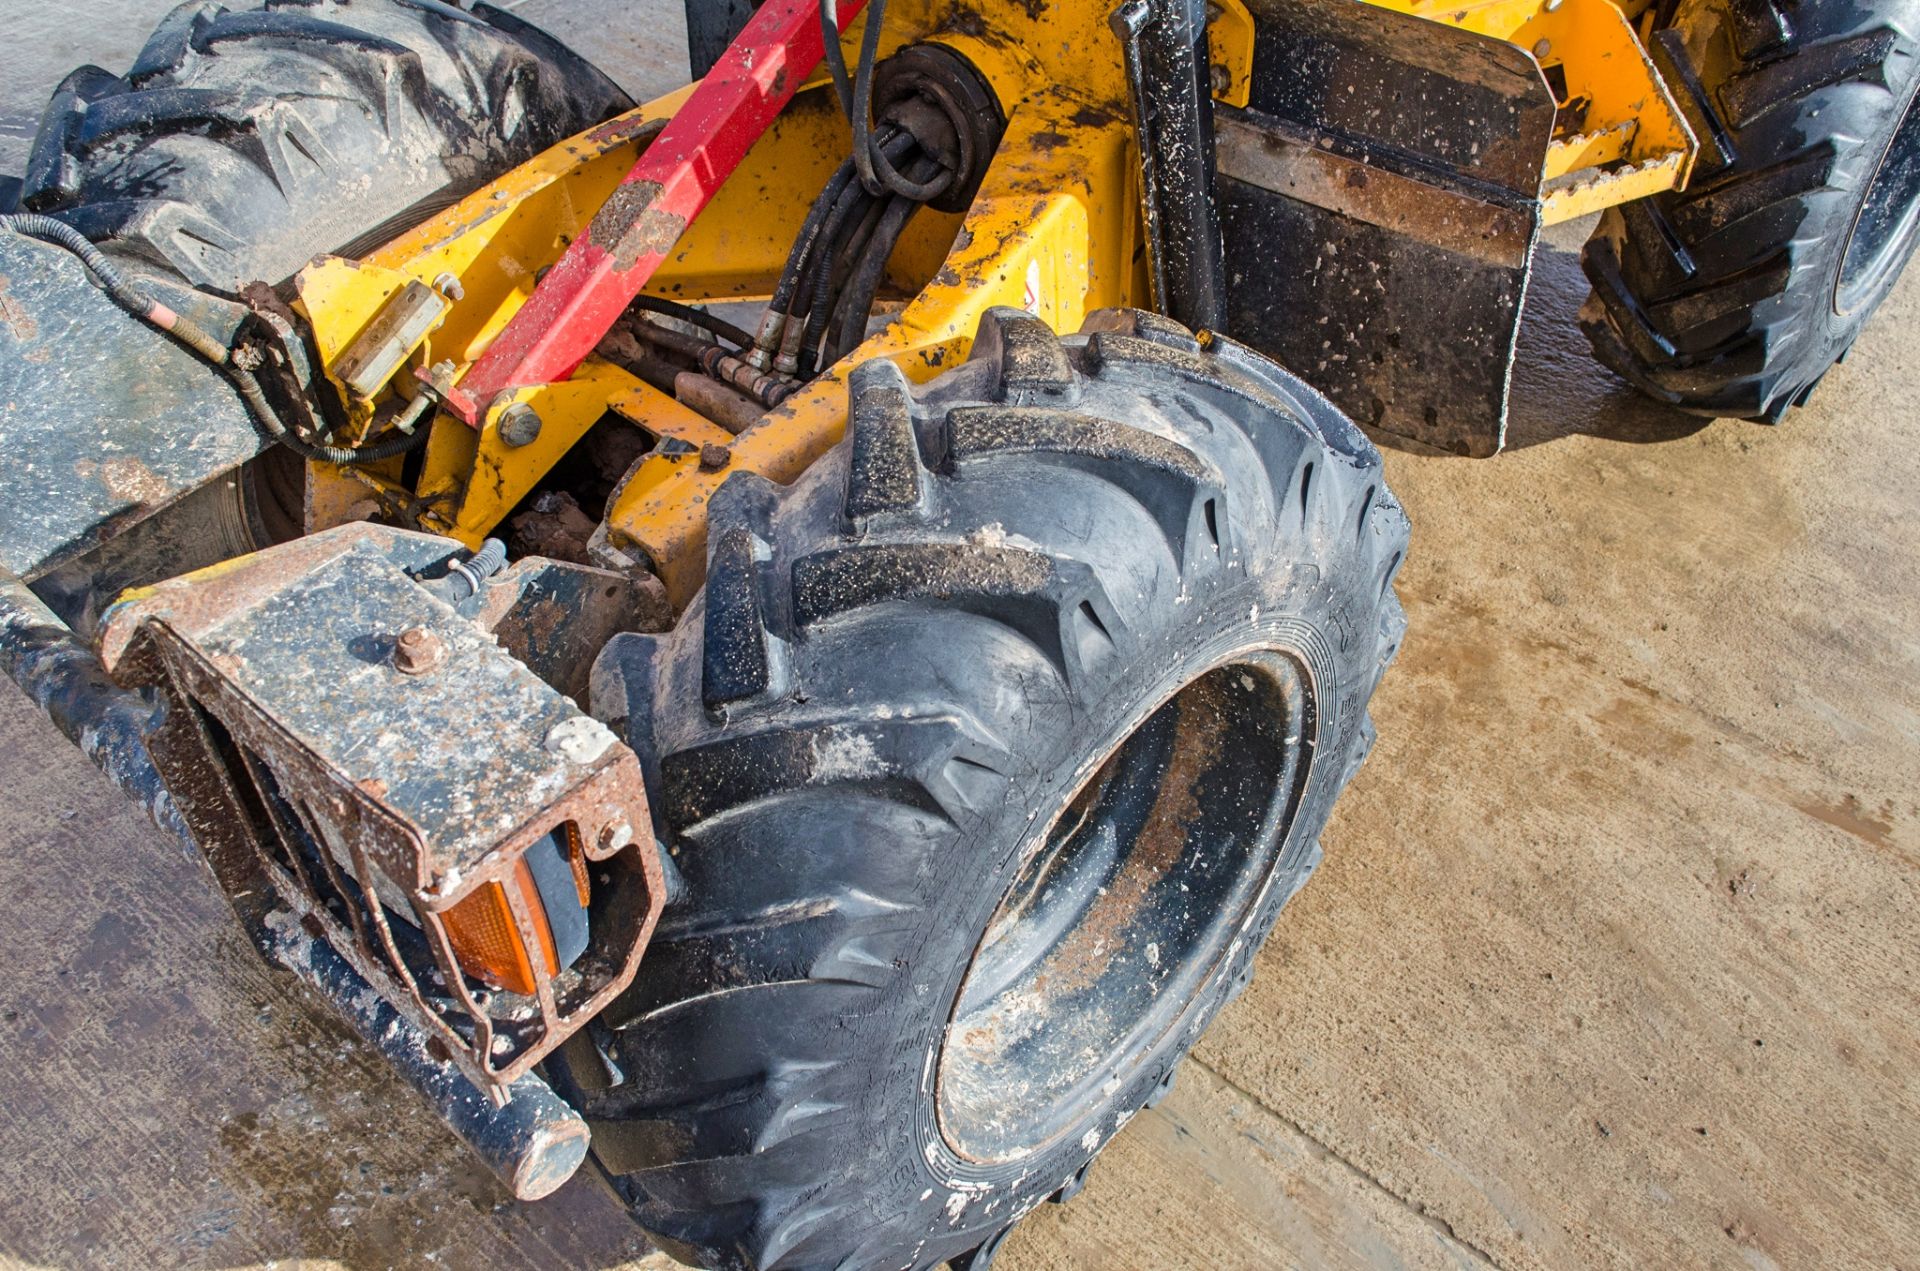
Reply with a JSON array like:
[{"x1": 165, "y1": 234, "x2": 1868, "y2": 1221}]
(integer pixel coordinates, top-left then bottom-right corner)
[{"x1": 2, "y1": 3, "x2": 1915, "y2": 1270}]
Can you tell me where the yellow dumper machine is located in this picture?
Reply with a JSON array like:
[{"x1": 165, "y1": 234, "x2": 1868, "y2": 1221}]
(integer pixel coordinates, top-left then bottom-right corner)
[{"x1": 0, "y1": 0, "x2": 1912, "y2": 1264}]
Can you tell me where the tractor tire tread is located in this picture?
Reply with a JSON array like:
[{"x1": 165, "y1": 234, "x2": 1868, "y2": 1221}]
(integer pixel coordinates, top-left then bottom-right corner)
[
  {"x1": 576, "y1": 308, "x2": 1407, "y2": 1270},
  {"x1": 1581, "y1": 0, "x2": 1920, "y2": 418}
]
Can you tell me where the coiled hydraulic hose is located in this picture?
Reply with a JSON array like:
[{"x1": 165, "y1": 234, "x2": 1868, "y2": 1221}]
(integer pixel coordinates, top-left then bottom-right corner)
[
  {"x1": 0, "y1": 213, "x2": 430, "y2": 466},
  {"x1": 820, "y1": 0, "x2": 954, "y2": 203}
]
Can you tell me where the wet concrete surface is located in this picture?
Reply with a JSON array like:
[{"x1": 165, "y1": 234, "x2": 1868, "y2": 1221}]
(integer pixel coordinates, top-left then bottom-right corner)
[{"x1": 2, "y1": 3, "x2": 1917, "y2": 1270}]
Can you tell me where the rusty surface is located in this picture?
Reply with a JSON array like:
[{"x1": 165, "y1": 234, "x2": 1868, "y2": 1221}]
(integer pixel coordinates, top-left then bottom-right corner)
[
  {"x1": 1216, "y1": 113, "x2": 1537, "y2": 269},
  {"x1": 93, "y1": 524, "x2": 667, "y2": 1097},
  {"x1": 392, "y1": 625, "x2": 448, "y2": 675},
  {"x1": 1036, "y1": 675, "x2": 1233, "y2": 1002},
  {"x1": 465, "y1": 551, "x2": 671, "y2": 706},
  {"x1": 589, "y1": 180, "x2": 689, "y2": 271}
]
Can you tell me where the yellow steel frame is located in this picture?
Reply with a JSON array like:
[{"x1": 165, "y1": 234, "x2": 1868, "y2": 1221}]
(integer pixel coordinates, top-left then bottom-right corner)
[
  {"x1": 288, "y1": 0, "x2": 1695, "y2": 606},
  {"x1": 1372, "y1": 0, "x2": 1696, "y2": 221}
]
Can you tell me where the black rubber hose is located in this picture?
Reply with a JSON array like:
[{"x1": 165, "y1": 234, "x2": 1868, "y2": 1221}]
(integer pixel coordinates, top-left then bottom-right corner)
[
  {"x1": 793, "y1": 182, "x2": 879, "y2": 332},
  {"x1": 828, "y1": 177, "x2": 940, "y2": 366},
  {"x1": 830, "y1": 187, "x2": 927, "y2": 363},
  {"x1": 820, "y1": 0, "x2": 953, "y2": 203},
  {"x1": 627, "y1": 294, "x2": 754, "y2": 349},
  {"x1": 767, "y1": 158, "x2": 858, "y2": 323},
  {"x1": 0, "y1": 213, "x2": 428, "y2": 466},
  {"x1": 235, "y1": 374, "x2": 432, "y2": 465},
  {"x1": 819, "y1": 0, "x2": 859, "y2": 122},
  {"x1": 779, "y1": 134, "x2": 909, "y2": 353},
  {"x1": 798, "y1": 192, "x2": 890, "y2": 378}
]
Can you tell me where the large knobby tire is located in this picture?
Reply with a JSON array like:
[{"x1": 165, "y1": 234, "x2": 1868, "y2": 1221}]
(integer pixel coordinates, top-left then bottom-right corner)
[
  {"x1": 1581, "y1": 0, "x2": 1920, "y2": 419},
  {"x1": 14, "y1": 0, "x2": 632, "y2": 292},
  {"x1": 574, "y1": 308, "x2": 1409, "y2": 1270}
]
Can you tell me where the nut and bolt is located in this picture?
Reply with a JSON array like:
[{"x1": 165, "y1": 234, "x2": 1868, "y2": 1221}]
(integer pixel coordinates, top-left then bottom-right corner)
[
  {"x1": 699, "y1": 442, "x2": 732, "y2": 472},
  {"x1": 498, "y1": 402, "x2": 544, "y2": 448},
  {"x1": 392, "y1": 625, "x2": 447, "y2": 675},
  {"x1": 1210, "y1": 63, "x2": 1232, "y2": 95},
  {"x1": 432, "y1": 271, "x2": 465, "y2": 302}
]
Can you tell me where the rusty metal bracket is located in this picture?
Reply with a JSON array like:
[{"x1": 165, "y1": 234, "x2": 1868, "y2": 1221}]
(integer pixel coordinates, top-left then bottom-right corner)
[
  {"x1": 94, "y1": 526, "x2": 667, "y2": 1102},
  {"x1": 0, "y1": 570, "x2": 598, "y2": 1200}
]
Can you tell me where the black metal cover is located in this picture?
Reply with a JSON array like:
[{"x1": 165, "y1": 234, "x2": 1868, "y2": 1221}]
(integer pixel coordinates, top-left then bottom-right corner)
[{"x1": 1218, "y1": 0, "x2": 1559, "y2": 456}]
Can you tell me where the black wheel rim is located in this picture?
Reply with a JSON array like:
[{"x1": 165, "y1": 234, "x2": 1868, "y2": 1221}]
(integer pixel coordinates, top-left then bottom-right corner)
[
  {"x1": 936, "y1": 654, "x2": 1312, "y2": 1164},
  {"x1": 1838, "y1": 88, "x2": 1920, "y2": 314}
]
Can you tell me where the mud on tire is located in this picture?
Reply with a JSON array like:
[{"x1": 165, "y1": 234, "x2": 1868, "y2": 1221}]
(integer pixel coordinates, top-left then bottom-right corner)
[
  {"x1": 571, "y1": 308, "x2": 1409, "y2": 1270},
  {"x1": 1581, "y1": 0, "x2": 1920, "y2": 419},
  {"x1": 13, "y1": 0, "x2": 632, "y2": 291}
]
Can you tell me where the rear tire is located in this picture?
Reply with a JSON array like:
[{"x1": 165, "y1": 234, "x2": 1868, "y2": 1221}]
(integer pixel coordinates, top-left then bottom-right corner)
[
  {"x1": 14, "y1": 0, "x2": 632, "y2": 291},
  {"x1": 11, "y1": 0, "x2": 630, "y2": 622},
  {"x1": 1581, "y1": 0, "x2": 1920, "y2": 419},
  {"x1": 574, "y1": 308, "x2": 1409, "y2": 1270}
]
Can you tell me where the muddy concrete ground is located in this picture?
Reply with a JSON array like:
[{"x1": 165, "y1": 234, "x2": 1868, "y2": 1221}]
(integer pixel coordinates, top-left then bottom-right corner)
[{"x1": 2, "y1": 3, "x2": 1915, "y2": 1269}]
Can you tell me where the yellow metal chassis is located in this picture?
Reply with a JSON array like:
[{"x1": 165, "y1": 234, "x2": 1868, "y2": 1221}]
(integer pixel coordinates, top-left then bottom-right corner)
[{"x1": 290, "y1": 0, "x2": 1697, "y2": 607}]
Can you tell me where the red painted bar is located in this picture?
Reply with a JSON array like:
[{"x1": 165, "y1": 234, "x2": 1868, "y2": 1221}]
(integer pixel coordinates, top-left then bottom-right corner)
[{"x1": 446, "y1": 0, "x2": 867, "y2": 422}]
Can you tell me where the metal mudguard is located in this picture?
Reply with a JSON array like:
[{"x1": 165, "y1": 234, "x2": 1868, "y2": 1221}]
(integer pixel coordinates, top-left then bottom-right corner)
[
  {"x1": 1218, "y1": 0, "x2": 1560, "y2": 456},
  {"x1": 0, "y1": 233, "x2": 266, "y2": 580}
]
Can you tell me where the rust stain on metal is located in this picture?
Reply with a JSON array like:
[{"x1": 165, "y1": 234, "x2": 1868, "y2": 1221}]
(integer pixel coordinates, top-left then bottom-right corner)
[
  {"x1": 1035, "y1": 678, "x2": 1232, "y2": 1001},
  {"x1": 582, "y1": 113, "x2": 670, "y2": 150},
  {"x1": 77, "y1": 455, "x2": 172, "y2": 508},
  {"x1": 92, "y1": 524, "x2": 669, "y2": 1096},
  {"x1": 392, "y1": 626, "x2": 447, "y2": 675},
  {"x1": 589, "y1": 181, "x2": 690, "y2": 270}
]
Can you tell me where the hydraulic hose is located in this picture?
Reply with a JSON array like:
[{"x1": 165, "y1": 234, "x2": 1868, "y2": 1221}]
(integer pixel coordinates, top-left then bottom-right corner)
[
  {"x1": 791, "y1": 182, "x2": 881, "y2": 372},
  {"x1": 766, "y1": 158, "x2": 858, "y2": 323},
  {"x1": 820, "y1": 0, "x2": 954, "y2": 203},
  {"x1": 798, "y1": 191, "x2": 891, "y2": 378},
  {"x1": 0, "y1": 213, "x2": 429, "y2": 467},
  {"x1": 626, "y1": 293, "x2": 754, "y2": 350},
  {"x1": 830, "y1": 181, "x2": 932, "y2": 363}
]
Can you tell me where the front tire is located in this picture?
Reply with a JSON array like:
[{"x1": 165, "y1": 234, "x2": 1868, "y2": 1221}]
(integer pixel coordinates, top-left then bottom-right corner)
[{"x1": 575, "y1": 308, "x2": 1409, "y2": 1270}]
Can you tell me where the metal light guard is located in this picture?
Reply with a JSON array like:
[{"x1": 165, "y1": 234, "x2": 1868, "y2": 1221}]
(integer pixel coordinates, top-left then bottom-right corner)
[{"x1": 91, "y1": 525, "x2": 666, "y2": 1104}]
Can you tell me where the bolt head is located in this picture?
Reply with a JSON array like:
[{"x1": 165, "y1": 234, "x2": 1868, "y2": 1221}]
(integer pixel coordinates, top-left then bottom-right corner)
[
  {"x1": 393, "y1": 625, "x2": 447, "y2": 675},
  {"x1": 498, "y1": 402, "x2": 543, "y2": 449}
]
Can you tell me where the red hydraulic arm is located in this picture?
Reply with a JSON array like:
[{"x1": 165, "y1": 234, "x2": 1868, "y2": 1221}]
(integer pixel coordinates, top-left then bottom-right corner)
[{"x1": 443, "y1": 0, "x2": 868, "y2": 423}]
